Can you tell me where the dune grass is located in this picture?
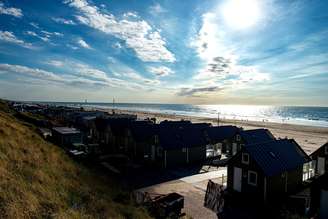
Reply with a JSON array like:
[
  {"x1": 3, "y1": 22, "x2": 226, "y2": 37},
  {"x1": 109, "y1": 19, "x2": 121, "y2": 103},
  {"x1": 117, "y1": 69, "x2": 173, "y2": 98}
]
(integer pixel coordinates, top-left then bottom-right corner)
[{"x1": 0, "y1": 101, "x2": 150, "y2": 219}]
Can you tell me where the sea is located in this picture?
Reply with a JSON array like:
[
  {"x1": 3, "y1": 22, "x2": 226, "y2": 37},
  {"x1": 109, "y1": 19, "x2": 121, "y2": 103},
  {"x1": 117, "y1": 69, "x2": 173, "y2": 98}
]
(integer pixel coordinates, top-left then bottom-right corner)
[{"x1": 43, "y1": 102, "x2": 328, "y2": 128}]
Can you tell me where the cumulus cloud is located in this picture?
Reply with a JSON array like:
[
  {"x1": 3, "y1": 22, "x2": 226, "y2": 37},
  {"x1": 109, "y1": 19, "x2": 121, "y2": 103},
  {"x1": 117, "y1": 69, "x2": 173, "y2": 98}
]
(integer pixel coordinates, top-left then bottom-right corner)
[
  {"x1": 0, "y1": 31, "x2": 33, "y2": 48},
  {"x1": 177, "y1": 86, "x2": 223, "y2": 97},
  {"x1": 65, "y1": 0, "x2": 175, "y2": 62},
  {"x1": 148, "y1": 66, "x2": 174, "y2": 77},
  {"x1": 52, "y1": 17, "x2": 76, "y2": 25},
  {"x1": 0, "y1": 2, "x2": 22, "y2": 18},
  {"x1": 77, "y1": 38, "x2": 92, "y2": 49}
]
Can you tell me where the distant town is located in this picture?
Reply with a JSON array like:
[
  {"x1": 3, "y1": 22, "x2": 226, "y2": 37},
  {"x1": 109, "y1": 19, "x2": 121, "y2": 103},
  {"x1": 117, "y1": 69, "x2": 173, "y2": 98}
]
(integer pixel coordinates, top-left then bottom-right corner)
[{"x1": 7, "y1": 101, "x2": 328, "y2": 219}]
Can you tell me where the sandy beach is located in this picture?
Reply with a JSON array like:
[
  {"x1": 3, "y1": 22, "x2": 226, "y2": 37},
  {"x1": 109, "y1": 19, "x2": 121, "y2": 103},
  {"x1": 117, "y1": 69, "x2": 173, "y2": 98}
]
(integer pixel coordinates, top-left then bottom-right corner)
[{"x1": 102, "y1": 108, "x2": 328, "y2": 154}]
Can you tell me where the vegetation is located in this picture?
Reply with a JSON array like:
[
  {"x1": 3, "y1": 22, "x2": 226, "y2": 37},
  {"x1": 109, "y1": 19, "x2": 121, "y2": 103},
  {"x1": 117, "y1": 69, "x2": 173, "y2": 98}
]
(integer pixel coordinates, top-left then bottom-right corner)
[{"x1": 0, "y1": 100, "x2": 150, "y2": 218}]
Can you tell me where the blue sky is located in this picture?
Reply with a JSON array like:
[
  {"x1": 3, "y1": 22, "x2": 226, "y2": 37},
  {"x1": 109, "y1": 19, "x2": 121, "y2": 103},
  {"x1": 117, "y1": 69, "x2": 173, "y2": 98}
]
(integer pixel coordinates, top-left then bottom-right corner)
[{"x1": 0, "y1": 0, "x2": 327, "y2": 106}]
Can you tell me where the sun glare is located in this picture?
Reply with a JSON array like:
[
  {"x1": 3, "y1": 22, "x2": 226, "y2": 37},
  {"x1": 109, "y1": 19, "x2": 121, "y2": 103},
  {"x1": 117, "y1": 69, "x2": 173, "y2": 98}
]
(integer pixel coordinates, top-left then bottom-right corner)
[{"x1": 222, "y1": 0, "x2": 261, "y2": 30}]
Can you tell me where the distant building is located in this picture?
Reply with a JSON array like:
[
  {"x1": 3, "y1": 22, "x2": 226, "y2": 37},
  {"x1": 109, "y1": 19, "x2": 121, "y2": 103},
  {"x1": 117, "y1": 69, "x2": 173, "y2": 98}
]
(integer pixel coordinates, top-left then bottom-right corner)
[
  {"x1": 52, "y1": 127, "x2": 82, "y2": 147},
  {"x1": 227, "y1": 139, "x2": 310, "y2": 202},
  {"x1": 310, "y1": 142, "x2": 328, "y2": 176}
]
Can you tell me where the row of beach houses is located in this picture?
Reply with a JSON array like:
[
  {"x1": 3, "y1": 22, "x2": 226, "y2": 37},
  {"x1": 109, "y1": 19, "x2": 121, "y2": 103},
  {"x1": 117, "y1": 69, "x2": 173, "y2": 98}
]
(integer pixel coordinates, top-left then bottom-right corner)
[{"x1": 13, "y1": 103, "x2": 328, "y2": 218}]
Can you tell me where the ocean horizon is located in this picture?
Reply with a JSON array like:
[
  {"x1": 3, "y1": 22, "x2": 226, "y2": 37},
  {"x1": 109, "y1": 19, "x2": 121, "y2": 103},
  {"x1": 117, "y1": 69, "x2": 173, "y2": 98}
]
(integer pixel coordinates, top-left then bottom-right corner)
[{"x1": 33, "y1": 102, "x2": 328, "y2": 128}]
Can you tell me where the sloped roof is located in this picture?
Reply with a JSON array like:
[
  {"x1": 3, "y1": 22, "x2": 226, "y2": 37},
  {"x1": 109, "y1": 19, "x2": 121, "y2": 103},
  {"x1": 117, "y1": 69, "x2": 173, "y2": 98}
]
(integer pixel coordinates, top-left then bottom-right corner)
[
  {"x1": 205, "y1": 125, "x2": 240, "y2": 142},
  {"x1": 158, "y1": 122, "x2": 210, "y2": 149},
  {"x1": 244, "y1": 139, "x2": 310, "y2": 176},
  {"x1": 130, "y1": 121, "x2": 157, "y2": 142},
  {"x1": 310, "y1": 142, "x2": 328, "y2": 157},
  {"x1": 53, "y1": 127, "x2": 80, "y2": 135},
  {"x1": 240, "y1": 128, "x2": 275, "y2": 144}
]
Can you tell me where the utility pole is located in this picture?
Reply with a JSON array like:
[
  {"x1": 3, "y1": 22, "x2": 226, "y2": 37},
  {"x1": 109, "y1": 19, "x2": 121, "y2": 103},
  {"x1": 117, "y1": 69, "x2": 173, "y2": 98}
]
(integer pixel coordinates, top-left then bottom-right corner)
[
  {"x1": 217, "y1": 112, "x2": 220, "y2": 126},
  {"x1": 112, "y1": 98, "x2": 115, "y2": 114}
]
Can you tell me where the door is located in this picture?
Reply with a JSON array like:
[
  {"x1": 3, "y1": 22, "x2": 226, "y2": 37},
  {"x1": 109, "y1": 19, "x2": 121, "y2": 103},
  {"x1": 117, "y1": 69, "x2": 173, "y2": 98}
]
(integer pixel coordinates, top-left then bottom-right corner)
[
  {"x1": 233, "y1": 167, "x2": 242, "y2": 192},
  {"x1": 232, "y1": 143, "x2": 238, "y2": 155},
  {"x1": 319, "y1": 190, "x2": 328, "y2": 219},
  {"x1": 318, "y1": 157, "x2": 325, "y2": 175},
  {"x1": 151, "y1": 145, "x2": 156, "y2": 161}
]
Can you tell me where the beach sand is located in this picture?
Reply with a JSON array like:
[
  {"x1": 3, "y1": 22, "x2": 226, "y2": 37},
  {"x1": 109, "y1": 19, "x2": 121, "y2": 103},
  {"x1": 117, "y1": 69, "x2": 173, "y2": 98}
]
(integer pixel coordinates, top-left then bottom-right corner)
[{"x1": 107, "y1": 109, "x2": 328, "y2": 154}]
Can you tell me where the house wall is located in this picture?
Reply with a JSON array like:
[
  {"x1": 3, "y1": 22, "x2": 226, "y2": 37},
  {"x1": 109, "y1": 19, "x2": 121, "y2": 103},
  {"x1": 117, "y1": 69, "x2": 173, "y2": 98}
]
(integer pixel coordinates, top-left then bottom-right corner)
[
  {"x1": 164, "y1": 148, "x2": 187, "y2": 168},
  {"x1": 227, "y1": 152, "x2": 265, "y2": 200},
  {"x1": 311, "y1": 145, "x2": 328, "y2": 174},
  {"x1": 189, "y1": 146, "x2": 206, "y2": 163},
  {"x1": 52, "y1": 132, "x2": 82, "y2": 147}
]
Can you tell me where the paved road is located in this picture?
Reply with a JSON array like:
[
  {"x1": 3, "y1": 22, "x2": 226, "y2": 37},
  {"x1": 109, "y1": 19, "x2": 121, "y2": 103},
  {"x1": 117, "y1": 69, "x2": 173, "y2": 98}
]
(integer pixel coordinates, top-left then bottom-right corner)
[{"x1": 137, "y1": 168, "x2": 227, "y2": 218}]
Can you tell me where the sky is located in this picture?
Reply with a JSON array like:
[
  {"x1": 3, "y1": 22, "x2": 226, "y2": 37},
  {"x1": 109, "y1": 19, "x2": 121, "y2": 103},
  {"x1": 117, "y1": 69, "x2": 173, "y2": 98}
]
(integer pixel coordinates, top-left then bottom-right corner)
[{"x1": 0, "y1": 0, "x2": 328, "y2": 106}]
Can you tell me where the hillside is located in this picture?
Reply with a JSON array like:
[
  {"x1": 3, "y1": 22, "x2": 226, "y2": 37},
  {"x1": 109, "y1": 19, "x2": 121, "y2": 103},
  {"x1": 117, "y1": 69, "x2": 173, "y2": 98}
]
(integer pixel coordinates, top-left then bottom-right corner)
[{"x1": 0, "y1": 101, "x2": 150, "y2": 218}]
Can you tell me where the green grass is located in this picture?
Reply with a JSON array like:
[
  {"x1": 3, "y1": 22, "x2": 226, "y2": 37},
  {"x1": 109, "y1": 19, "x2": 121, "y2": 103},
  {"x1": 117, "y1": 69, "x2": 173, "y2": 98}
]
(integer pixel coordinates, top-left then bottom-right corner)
[{"x1": 0, "y1": 100, "x2": 150, "y2": 219}]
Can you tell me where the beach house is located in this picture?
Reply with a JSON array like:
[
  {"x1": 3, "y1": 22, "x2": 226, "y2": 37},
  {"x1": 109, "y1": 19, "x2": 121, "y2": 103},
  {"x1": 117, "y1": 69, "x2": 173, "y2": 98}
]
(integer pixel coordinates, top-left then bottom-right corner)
[
  {"x1": 156, "y1": 122, "x2": 210, "y2": 168},
  {"x1": 52, "y1": 127, "x2": 82, "y2": 147},
  {"x1": 309, "y1": 173, "x2": 328, "y2": 219},
  {"x1": 93, "y1": 116, "x2": 136, "y2": 153},
  {"x1": 228, "y1": 128, "x2": 276, "y2": 156},
  {"x1": 227, "y1": 139, "x2": 310, "y2": 202},
  {"x1": 126, "y1": 120, "x2": 157, "y2": 162},
  {"x1": 310, "y1": 142, "x2": 328, "y2": 176},
  {"x1": 204, "y1": 125, "x2": 241, "y2": 157}
]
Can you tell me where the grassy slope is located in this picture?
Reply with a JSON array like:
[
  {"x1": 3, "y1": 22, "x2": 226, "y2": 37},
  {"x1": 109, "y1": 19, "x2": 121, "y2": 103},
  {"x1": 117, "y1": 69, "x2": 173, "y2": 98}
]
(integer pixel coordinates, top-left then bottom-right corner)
[{"x1": 0, "y1": 101, "x2": 150, "y2": 219}]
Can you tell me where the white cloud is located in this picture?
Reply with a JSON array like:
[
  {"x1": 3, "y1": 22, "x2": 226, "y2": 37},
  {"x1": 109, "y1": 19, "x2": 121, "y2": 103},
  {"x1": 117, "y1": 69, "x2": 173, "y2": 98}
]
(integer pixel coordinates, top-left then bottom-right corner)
[
  {"x1": 148, "y1": 66, "x2": 174, "y2": 77},
  {"x1": 0, "y1": 31, "x2": 33, "y2": 48},
  {"x1": 123, "y1": 12, "x2": 139, "y2": 19},
  {"x1": 0, "y1": 63, "x2": 63, "y2": 82},
  {"x1": 190, "y1": 12, "x2": 270, "y2": 90},
  {"x1": 29, "y1": 22, "x2": 39, "y2": 29},
  {"x1": 26, "y1": 31, "x2": 50, "y2": 42},
  {"x1": 149, "y1": 3, "x2": 167, "y2": 15},
  {"x1": 52, "y1": 17, "x2": 76, "y2": 25},
  {"x1": 0, "y1": 2, "x2": 22, "y2": 18},
  {"x1": 65, "y1": 0, "x2": 175, "y2": 62},
  {"x1": 77, "y1": 38, "x2": 91, "y2": 49},
  {"x1": 45, "y1": 60, "x2": 65, "y2": 67},
  {"x1": 177, "y1": 86, "x2": 222, "y2": 97}
]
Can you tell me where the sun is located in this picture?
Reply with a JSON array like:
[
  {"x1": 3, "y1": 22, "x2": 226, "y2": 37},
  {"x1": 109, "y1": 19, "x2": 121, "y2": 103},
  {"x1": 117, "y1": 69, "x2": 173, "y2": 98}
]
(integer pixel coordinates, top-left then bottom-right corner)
[{"x1": 222, "y1": 0, "x2": 261, "y2": 30}]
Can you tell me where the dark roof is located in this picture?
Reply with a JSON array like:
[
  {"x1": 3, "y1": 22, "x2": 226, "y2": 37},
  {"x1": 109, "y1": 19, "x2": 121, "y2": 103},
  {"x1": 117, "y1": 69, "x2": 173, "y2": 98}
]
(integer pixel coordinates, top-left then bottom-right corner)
[
  {"x1": 239, "y1": 129, "x2": 275, "y2": 144},
  {"x1": 205, "y1": 125, "x2": 240, "y2": 142},
  {"x1": 159, "y1": 120, "x2": 192, "y2": 127},
  {"x1": 310, "y1": 142, "x2": 328, "y2": 157},
  {"x1": 244, "y1": 139, "x2": 310, "y2": 176},
  {"x1": 130, "y1": 121, "x2": 157, "y2": 142},
  {"x1": 94, "y1": 117, "x2": 133, "y2": 136},
  {"x1": 52, "y1": 127, "x2": 80, "y2": 135},
  {"x1": 158, "y1": 123, "x2": 210, "y2": 149}
]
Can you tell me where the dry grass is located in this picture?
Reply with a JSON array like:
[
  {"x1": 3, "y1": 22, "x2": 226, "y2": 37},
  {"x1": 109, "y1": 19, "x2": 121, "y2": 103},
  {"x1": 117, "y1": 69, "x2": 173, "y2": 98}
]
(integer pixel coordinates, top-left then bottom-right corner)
[{"x1": 0, "y1": 101, "x2": 150, "y2": 219}]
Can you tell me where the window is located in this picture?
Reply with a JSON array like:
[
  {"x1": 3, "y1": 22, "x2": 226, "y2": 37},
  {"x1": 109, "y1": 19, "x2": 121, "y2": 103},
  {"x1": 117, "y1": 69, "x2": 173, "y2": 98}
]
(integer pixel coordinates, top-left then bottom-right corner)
[
  {"x1": 242, "y1": 153, "x2": 249, "y2": 164},
  {"x1": 248, "y1": 171, "x2": 257, "y2": 186},
  {"x1": 157, "y1": 147, "x2": 163, "y2": 157},
  {"x1": 236, "y1": 135, "x2": 241, "y2": 141},
  {"x1": 182, "y1": 147, "x2": 187, "y2": 153},
  {"x1": 154, "y1": 135, "x2": 159, "y2": 144}
]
